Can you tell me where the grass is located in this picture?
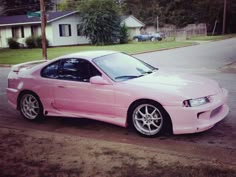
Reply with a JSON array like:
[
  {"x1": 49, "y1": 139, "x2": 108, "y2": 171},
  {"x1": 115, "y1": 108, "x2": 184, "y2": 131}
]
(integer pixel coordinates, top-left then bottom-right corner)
[
  {"x1": 0, "y1": 41, "x2": 193, "y2": 65},
  {"x1": 188, "y1": 34, "x2": 236, "y2": 41}
]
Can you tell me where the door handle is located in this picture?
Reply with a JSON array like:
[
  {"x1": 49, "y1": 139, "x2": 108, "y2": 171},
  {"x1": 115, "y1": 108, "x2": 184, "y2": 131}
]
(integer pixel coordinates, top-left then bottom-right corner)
[{"x1": 58, "y1": 85, "x2": 66, "y2": 88}]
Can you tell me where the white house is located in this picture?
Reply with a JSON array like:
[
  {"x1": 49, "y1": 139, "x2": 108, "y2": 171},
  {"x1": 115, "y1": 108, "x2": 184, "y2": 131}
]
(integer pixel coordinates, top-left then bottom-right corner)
[
  {"x1": 0, "y1": 11, "x2": 144, "y2": 48},
  {"x1": 0, "y1": 11, "x2": 89, "y2": 47},
  {"x1": 120, "y1": 15, "x2": 145, "y2": 39}
]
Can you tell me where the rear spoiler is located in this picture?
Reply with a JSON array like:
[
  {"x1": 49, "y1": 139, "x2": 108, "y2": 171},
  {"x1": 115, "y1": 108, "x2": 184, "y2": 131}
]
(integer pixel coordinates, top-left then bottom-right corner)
[{"x1": 12, "y1": 60, "x2": 47, "y2": 73}]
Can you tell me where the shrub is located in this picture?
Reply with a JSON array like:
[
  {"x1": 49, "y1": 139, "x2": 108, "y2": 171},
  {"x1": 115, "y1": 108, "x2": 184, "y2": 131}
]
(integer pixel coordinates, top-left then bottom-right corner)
[
  {"x1": 7, "y1": 38, "x2": 20, "y2": 49},
  {"x1": 25, "y1": 36, "x2": 36, "y2": 48},
  {"x1": 120, "y1": 24, "x2": 129, "y2": 44},
  {"x1": 36, "y1": 36, "x2": 49, "y2": 48}
]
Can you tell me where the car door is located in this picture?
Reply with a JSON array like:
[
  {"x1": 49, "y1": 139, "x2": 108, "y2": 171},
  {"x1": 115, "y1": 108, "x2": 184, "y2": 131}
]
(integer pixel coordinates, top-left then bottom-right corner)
[{"x1": 52, "y1": 58, "x2": 115, "y2": 117}]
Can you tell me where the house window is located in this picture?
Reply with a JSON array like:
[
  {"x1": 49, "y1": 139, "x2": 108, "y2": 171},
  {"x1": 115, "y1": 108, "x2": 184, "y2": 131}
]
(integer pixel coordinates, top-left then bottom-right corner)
[
  {"x1": 31, "y1": 25, "x2": 39, "y2": 36},
  {"x1": 11, "y1": 26, "x2": 24, "y2": 38},
  {"x1": 77, "y1": 24, "x2": 83, "y2": 36},
  {"x1": 59, "y1": 24, "x2": 71, "y2": 37},
  {"x1": 21, "y1": 26, "x2": 24, "y2": 38}
]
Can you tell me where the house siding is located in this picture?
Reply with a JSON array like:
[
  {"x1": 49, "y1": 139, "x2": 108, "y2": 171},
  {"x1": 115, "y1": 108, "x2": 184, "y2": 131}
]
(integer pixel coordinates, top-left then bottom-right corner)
[
  {"x1": 121, "y1": 15, "x2": 144, "y2": 39},
  {"x1": 50, "y1": 15, "x2": 89, "y2": 46},
  {"x1": 18, "y1": 25, "x2": 31, "y2": 45},
  {"x1": 122, "y1": 16, "x2": 144, "y2": 28},
  {"x1": 0, "y1": 25, "x2": 39, "y2": 48},
  {"x1": 0, "y1": 27, "x2": 12, "y2": 47}
]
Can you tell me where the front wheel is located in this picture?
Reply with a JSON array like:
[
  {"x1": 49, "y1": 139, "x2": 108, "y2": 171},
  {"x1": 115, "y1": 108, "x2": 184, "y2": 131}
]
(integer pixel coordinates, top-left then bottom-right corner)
[
  {"x1": 151, "y1": 37, "x2": 156, "y2": 41},
  {"x1": 19, "y1": 93, "x2": 43, "y2": 121},
  {"x1": 134, "y1": 38, "x2": 139, "y2": 42},
  {"x1": 130, "y1": 102, "x2": 167, "y2": 137}
]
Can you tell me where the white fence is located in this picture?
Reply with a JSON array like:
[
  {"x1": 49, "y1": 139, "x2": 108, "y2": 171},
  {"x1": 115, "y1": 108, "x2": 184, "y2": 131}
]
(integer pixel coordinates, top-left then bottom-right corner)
[{"x1": 146, "y1": 23, "x2": 207, "y2": 40}]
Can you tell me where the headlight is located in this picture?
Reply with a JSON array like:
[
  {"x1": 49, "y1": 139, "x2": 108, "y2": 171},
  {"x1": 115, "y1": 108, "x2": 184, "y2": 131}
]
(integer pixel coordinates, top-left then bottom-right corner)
[{"x1": 183, "y1": 97, "x2": 209, "y2": 107}]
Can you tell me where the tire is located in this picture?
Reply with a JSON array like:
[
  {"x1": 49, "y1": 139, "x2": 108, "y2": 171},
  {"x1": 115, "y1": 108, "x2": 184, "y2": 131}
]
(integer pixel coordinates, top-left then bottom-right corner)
[
  {"x1": 151, "y1": 37, "x2": 156, "y2": 41},
  {"x1": 129, "y1": 101, "x2": 169, "y2": 137},
  {"x1": 19, "y1": 92, "x2": 43, "y2": 121},
  {"x1": 134, "y1": 38, "x2": 139, "y2": 42}
]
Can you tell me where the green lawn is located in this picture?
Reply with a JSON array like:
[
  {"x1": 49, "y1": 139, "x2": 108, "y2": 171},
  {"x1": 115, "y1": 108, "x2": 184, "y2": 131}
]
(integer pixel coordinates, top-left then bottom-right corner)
[
  {"x1": 188, "y1": 34, "x2": 236, "y2": 41},
  {"x1": 0, "y1": 41, "x2": 193, "y2": 65}
]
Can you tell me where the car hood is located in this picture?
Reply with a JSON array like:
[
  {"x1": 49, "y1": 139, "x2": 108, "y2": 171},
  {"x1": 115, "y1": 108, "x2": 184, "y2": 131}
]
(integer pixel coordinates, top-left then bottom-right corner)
[{"x1": 125, "y1": 70, "x2": 221, "y2": 99}]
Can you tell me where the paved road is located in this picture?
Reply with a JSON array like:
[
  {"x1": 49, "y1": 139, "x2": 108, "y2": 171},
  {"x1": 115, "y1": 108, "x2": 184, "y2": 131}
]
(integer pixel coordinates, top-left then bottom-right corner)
[
  {"x1": 0, "y1": 38, "x2": 236, "y2": 164},
  {"x1": 136, "y1": 37, "x2": 236, "y2": 73}
]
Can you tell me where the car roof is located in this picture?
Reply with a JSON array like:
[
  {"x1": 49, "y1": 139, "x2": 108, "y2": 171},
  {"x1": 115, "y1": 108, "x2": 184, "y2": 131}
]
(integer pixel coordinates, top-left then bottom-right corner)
[{"x1": 58, "y1": 50, "x2": 119, "y2": 61}]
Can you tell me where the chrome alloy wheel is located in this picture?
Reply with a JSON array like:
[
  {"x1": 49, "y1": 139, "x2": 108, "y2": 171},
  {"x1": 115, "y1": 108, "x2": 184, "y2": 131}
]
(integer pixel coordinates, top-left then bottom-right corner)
[
  {"x1": 132, "y1": 104, "x2": 163, "y2": 136},
  {"x1": 20, "y1": 94, "x2": 40, "y2": 120}
]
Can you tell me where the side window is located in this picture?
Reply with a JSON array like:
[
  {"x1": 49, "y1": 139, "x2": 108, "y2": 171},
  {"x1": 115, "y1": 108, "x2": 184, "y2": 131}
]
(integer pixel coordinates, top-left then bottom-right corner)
[
  {"x1": 58, "y1": 59, "x2": 101, "y2": 82},
  {"x1": 89, "y1": 63, "x2": 101, "y2": 77},
  {"x1": 41, "y1": 61, "x2": 60, "y2": 79}
]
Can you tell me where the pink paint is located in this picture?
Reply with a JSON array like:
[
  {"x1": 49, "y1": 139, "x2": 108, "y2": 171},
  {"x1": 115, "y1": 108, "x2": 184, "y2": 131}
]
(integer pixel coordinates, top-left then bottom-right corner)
[{"x1": 6, "y1": 51, "x2": 229, "y2": 135}]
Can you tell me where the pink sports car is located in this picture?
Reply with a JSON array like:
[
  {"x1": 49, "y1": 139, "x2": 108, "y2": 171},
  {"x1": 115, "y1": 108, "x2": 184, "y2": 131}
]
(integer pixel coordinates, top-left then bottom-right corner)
[{"x1": 6, "y1": 51, "x2": 229, "y2": 137}]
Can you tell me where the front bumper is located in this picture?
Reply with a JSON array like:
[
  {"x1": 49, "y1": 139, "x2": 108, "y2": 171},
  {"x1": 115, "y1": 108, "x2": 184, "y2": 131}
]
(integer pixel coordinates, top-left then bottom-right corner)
[{"x1": 164, "y1": 88, "x2": 229, "y2": 134}]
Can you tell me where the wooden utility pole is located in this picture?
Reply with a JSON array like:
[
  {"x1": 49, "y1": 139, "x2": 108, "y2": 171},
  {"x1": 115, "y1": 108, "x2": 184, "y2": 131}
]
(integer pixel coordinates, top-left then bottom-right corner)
[
  {"x1": 40, "y1": 0, "x2": 47, "y2": 60},
  {"x1": 222, "y1": 0, "x2": 227, "y2": 34},
  {"x1": 156, "y1": 16, "x2": 159, "y2": 32}
]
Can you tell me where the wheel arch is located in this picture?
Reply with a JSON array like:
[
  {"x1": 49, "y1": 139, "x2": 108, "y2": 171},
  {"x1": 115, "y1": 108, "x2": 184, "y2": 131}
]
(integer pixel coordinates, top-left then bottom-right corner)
[
  {"x1": 127, "y1": 98, "x2": 173, "y2": 134},
  {"x1": 17, "y1": 90, "x2": 43, "y2": 110}
]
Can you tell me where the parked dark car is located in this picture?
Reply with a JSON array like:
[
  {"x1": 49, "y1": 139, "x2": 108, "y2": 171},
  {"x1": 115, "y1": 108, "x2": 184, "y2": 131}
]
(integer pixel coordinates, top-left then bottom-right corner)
[{"x1": 133, "y1": 33, "x2": 163, "y2": 42}]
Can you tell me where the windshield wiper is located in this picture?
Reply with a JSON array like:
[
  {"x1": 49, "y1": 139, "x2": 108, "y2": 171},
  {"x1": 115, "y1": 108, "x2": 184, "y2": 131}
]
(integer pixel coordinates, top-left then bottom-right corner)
[
  {"x1": 142, "y1": 68, "x2": 158, "y2": 75},
  {"x1": 115, "y1": 75, "x2": 143, "y2": 80}
]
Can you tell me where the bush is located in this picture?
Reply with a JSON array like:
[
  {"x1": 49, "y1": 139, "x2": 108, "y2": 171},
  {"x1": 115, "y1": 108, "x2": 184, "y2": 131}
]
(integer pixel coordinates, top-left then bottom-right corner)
[
  {"x1": 7, "y1": 38, "x2": 20, "y2": 49},
  {"x1": 25, "y1": 36, "x2": 36, "y2": 48},
  {"x1": 36, "y1": 36, "x2": 49, "y2": 48},
  {"x1": 120, "y1": 24, "x2": 129, "y2": 44}
]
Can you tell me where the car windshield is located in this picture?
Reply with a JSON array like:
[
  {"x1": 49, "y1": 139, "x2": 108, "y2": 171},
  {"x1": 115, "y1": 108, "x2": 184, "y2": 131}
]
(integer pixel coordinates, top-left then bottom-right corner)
[{"x1": 93, "y1": 53, "x2": 157, "y2": 81}]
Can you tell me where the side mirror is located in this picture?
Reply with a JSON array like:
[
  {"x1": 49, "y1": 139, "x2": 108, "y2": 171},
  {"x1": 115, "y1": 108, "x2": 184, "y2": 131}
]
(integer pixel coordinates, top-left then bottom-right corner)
[{"x1": 90, "y1": 76, "x2": 110, "y2": 85}]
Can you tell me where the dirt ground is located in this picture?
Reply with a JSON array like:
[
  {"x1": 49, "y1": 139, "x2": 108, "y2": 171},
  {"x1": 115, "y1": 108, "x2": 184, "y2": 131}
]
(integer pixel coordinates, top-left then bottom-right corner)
[
  {"x1": 0, "y1": 127, "x2": 235, "y2": 177},
  {"x1": 221, "y1": 62, "x2": 236, "y2": 73}
]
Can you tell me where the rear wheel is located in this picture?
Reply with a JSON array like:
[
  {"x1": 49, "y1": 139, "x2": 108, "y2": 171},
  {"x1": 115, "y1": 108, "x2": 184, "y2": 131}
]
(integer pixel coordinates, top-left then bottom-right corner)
[
  {"x1": 19, "y1": 93, "x2": 43, "y2": 121},
  {"x1": 130, "y1": 101, "x2": 168, "y2": 137}
]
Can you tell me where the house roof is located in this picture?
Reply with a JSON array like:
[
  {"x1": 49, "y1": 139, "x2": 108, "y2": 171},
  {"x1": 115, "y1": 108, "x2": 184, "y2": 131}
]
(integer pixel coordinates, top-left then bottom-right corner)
[
  {"x1": 0, "y1": 11, "x2": 145, "y2": 29},
  {"x1": 120, "y1": 15, "x2": 145, "y2": 28},
  {"x1": 0, "y1": 11, "x2": 78, "y2": 27}
]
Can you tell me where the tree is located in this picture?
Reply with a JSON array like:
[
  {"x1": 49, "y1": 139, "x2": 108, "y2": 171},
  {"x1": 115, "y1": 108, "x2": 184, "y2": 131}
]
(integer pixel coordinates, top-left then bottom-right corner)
[
  {"x1": 0, "y1": 0, "x2": 5, "y2": 15},
  {"x1": 122, "y1": 0, "x2": 236, "y2": 33},
  {"x1": 79, "y1": 0, "x2": 121, "y2": 45},
  {"x1": 58, "y1": 0, "x2": 81, "y2": 11},
  {"x1": 1, "y1": 0, "x2": 54, "y2": 16}
]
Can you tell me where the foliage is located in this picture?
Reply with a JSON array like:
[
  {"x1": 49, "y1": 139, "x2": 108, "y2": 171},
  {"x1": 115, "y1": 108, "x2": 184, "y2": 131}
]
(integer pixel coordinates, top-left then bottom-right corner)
[
  {"x1": 78, "y1": 0, "x2": 121, "y2": 45},
  {"x1": 25, "y1": 36, "x2": 48, "y2": 48},
  {"x1": 122, "y1": 0, "x2": 236, "y2": 33},
  {"x1": 0, "y1": 0, "x2": 5, "y2": 16},
  {"x1": 36, "y1": 36, "x2": 49, "y2": 48},
  {"x1": 0, "y1": 0, "x2": 54, "y2": 16},
  {"x1": 120, "y1": 24, "x2": 128, "y2": 44},
  {"x1": 25, "y1": 36, "x2": 36, "y2": 48},
  {"x1": 58, "y1": 0, "x2": 81, "y2": 11},
  {"x1": 7, "y1": 38, "x2": 19, "y2": 49}
]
